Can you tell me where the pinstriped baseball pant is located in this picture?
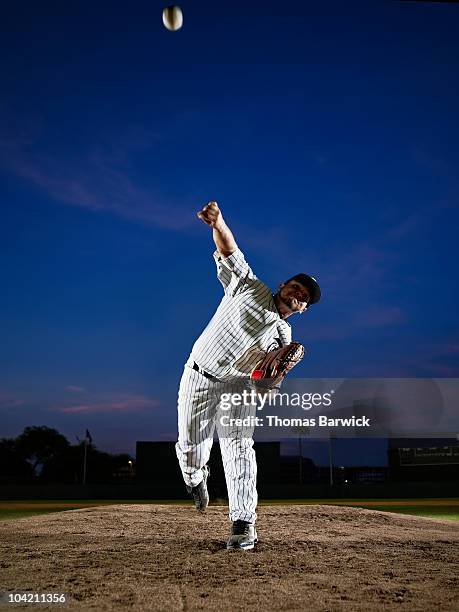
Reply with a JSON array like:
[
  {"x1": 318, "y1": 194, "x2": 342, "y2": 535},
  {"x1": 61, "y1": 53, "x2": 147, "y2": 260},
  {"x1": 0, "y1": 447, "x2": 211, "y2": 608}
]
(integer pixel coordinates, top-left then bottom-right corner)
[{"x1": 175, "y1": 362, "x2": 258, "y2": 524}]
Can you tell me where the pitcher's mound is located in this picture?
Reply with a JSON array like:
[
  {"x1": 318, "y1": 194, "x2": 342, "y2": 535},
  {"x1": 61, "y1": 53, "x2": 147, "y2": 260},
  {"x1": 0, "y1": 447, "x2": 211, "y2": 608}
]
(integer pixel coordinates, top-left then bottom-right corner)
[{"x1": 1, "y1": 504, "x2": 458, "y2": 611}]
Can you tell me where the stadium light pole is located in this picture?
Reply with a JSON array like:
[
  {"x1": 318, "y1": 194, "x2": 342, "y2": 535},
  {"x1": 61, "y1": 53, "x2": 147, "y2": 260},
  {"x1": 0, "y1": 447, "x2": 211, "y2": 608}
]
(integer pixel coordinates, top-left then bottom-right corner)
[
  {"x1": 83, "y1": 439, "x2": 88, "y2": 486},
  {"x1": 291, "y1": 425, "x2": 310, "y2": 485},
  {"x1": 298, "y1": 436, "x2": 302, "y2": 484},
  {"x1": 82, "y1": 429, "x2": 92, "y2": 486},
  {"x1": 328, "y1": 435, "x2": 334, "y2": 486}
]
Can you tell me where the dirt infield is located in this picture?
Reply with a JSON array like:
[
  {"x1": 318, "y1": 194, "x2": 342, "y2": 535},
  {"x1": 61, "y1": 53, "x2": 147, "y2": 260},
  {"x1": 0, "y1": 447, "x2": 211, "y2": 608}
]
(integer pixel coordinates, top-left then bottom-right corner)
[{"x1": 0, "y1": 505, "x2": 458, "y2": 611}]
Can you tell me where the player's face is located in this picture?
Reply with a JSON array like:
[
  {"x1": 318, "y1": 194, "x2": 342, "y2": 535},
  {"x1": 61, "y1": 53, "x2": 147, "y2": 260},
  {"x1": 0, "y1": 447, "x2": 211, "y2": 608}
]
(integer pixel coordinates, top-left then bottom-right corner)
[{"x1": 279, "y1": 280, "x2": 310, "y2": 313}]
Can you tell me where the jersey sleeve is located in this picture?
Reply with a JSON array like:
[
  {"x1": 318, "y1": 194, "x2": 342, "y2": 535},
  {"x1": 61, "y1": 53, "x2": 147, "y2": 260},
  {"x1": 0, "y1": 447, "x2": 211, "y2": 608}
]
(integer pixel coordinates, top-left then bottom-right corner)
[{"x1": 213, "y1": 248, "x2": 258, "y2": 296}]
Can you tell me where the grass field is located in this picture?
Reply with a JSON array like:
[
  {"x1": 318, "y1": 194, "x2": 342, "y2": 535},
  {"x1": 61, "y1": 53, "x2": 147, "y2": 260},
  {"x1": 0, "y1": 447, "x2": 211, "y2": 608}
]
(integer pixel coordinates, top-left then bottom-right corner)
[{"x1": 0, "y1": 498, "x2": 458, "y2": 521}]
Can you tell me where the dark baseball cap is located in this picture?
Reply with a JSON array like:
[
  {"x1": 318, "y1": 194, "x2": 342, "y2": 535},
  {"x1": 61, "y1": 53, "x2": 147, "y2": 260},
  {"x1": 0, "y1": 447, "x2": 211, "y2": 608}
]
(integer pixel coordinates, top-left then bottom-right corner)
[{"x1": 285, "y1": 273, "x2": 321, "y2": 305}]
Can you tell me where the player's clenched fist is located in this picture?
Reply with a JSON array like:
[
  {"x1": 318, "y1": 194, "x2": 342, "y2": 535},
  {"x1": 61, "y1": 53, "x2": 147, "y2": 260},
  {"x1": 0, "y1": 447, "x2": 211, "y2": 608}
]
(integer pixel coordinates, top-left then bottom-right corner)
[{"x1": 197, "y1": 201, "x2": 223, "y2": 228}]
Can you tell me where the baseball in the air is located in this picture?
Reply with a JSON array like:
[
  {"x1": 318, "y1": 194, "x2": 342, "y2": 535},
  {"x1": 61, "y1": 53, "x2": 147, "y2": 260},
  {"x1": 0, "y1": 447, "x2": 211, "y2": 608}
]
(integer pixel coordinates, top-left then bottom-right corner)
[{"x1": 162, "y1": 6, "x2": 183, "y2": 31}]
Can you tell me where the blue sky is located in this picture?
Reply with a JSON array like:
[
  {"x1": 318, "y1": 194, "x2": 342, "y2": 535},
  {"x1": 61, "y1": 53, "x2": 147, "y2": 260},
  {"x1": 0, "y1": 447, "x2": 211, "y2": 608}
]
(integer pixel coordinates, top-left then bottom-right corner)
[{"x1": 1, "y1": 0, "x2": 458, "y2": 463}]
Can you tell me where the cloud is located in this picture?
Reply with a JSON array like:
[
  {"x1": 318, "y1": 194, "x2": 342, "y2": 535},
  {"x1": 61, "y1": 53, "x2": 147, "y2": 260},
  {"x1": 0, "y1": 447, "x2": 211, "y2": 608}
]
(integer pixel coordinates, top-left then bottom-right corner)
[
  {"x1": 387, "y1": 199, "x2": 458, "y2": 241},
  {"x1": 411, "y1": 147, "x2": 452, "y2": 176},
  {"x1": 58, "y1": 394, "x2": 159, "y2": 414},
  {"x1": 313, "y1": 240, "x2": 398, "y2": 309},
  {"x1": 387, "y1": 210, "x2": 427, "y2": 241},
  {"x1": 359, "y1": 306, "x2": 405, "y2": 328},
  {"x1": 319, "y1": 334, "x2": 459, "y2": 378},
  {"x1": 66, "y1": 385, "x2": 86, "y2": 393},
  {"x1": 0, "y1": 393, "x2": 25, "y2": 409},
  {"x1": 417, "y1": 338, "x2": 459, "y2": 377},
  {"x1": 268, "y1": 194, "x2": 456, "y2": 332},
  {"x1": 0, "y1": 123, "x2": 196, "y2": 232},
  {"x1": 3, "y1": 153, "x2": 193, "y2": 231},
  {"x1": 304, "y1": 305, "x2": 405, "y2": 342},
  {"x1": 389, "y1": 336, "x2": 459, "y2": 378}
]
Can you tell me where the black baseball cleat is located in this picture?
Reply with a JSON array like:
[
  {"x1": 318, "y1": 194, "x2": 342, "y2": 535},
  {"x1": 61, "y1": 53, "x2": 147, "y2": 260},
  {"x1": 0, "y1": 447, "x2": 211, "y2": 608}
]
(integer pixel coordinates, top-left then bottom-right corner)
[
  {"x1": 186, "y1": 465, "x2": 210, "y2": 512},
  {"x1": 227, "y1": 520, "x2": 258, "y2": 550}
]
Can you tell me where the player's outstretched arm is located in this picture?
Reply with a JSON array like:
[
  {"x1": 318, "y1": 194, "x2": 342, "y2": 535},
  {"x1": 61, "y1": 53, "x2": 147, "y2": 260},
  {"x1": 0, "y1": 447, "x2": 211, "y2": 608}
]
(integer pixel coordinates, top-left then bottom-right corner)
[{"x1": 197, "y1": 201, "x2": 237, "y2": 257}]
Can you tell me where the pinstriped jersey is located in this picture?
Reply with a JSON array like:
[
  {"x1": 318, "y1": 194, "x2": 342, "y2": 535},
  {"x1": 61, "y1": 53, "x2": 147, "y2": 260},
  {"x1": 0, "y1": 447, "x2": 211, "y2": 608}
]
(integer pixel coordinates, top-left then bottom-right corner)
[{"x1": 188, "y1": 248, "x2": 292, "y2": 379}]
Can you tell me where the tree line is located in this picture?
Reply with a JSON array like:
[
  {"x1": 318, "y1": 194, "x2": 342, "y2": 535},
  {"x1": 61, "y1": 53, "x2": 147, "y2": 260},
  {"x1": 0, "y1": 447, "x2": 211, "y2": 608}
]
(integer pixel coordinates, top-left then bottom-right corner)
[{"x1": 0, "y1": 426, "x2": 135, "y2": 484}]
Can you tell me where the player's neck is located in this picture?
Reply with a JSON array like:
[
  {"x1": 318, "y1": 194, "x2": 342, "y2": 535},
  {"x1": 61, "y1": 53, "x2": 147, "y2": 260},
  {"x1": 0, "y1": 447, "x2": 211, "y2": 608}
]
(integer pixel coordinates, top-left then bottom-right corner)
[{"x1": 273, "y1": 293, "x2": 293, "y2": 320}]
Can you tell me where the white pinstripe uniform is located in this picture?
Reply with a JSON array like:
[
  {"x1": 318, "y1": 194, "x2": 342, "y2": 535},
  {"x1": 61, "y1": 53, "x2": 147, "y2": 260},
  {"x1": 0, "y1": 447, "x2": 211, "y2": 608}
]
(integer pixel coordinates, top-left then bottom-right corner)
[{"x1": 175, "y1": 248, "x2": 291, "y2": 524}]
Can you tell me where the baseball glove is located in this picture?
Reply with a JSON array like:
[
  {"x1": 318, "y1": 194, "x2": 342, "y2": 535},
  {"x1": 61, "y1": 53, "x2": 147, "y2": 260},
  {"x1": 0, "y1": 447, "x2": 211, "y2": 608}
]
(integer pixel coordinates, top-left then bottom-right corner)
[{"x1": 250, "y1": 342, "x2": 305, "y2": 390}]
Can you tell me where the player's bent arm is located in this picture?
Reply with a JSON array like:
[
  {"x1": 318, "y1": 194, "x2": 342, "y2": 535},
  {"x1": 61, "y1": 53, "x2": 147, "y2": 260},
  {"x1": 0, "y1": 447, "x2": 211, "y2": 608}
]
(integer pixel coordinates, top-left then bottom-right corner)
[
  {"x1": 212, "y1": 221, "x2": 237, "y2": 258},
  {"x1": 196, "y1": 200, "x2": 238, "y2": 257}
]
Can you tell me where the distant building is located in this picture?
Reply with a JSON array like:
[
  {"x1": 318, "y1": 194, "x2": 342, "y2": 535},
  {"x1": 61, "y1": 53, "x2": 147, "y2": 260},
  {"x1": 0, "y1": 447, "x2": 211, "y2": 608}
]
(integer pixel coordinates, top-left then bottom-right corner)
[
  {"x1": 136, "y1": 441, "x2": 281, "y2": 496},
  {"x1": 280, "y1": 456, "x2": 319, "y2": 484},
  {"x1": 136, "y1": 441, "x2": 181, "y2": 484}
]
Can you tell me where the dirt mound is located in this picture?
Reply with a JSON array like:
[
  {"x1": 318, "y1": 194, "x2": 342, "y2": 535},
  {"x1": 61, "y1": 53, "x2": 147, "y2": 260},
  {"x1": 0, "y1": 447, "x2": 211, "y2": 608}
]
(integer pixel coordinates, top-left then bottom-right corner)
[{"x1": 0, "y1": 504, "x2": 458, "y2": 611}]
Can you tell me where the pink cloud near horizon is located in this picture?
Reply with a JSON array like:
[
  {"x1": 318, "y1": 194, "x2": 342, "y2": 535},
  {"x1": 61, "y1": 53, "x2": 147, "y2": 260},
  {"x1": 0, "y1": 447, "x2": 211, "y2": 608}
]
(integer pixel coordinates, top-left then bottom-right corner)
[
  {"x1": 59, "y1": 394, "x2": 159, "y2": 414},
  {"x1": 0, "y1": 394, "x2": 26, "y2": 409}
]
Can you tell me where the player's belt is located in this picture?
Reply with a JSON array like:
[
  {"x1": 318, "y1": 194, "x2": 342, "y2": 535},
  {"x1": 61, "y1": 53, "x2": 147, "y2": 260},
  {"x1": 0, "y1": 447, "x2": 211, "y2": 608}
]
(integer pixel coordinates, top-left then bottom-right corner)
[{"x1": 192, "y1": 362, "x2": 219, "y2": 382}]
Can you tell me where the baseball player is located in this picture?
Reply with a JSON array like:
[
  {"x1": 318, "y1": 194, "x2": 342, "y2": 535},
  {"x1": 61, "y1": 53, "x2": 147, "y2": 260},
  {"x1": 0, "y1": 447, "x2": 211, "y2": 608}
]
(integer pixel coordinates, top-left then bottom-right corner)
[{"x1": 175, "y1": 201, "x2": 321, "y2": 550}]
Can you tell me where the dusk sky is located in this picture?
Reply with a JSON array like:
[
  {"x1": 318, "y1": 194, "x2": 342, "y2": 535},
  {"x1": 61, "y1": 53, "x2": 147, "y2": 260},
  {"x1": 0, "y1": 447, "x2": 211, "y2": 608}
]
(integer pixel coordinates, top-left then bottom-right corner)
[{"x1": 1, "y1": 1, "x2": 458, "y2": 464}]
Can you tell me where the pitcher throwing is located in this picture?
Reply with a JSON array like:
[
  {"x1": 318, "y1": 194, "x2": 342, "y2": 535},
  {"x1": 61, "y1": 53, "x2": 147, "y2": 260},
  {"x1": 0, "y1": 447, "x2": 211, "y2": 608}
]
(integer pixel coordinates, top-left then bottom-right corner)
[{"x1": 175, "y1": 201, "x2": 321, "y2": 550}]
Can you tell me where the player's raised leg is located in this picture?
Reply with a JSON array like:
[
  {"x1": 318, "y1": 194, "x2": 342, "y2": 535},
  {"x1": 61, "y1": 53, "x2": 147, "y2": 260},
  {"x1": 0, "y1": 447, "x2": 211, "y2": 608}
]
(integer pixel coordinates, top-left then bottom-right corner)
[{"x1": 175, "y1": 364, "x2": 218, "y2": 493}]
